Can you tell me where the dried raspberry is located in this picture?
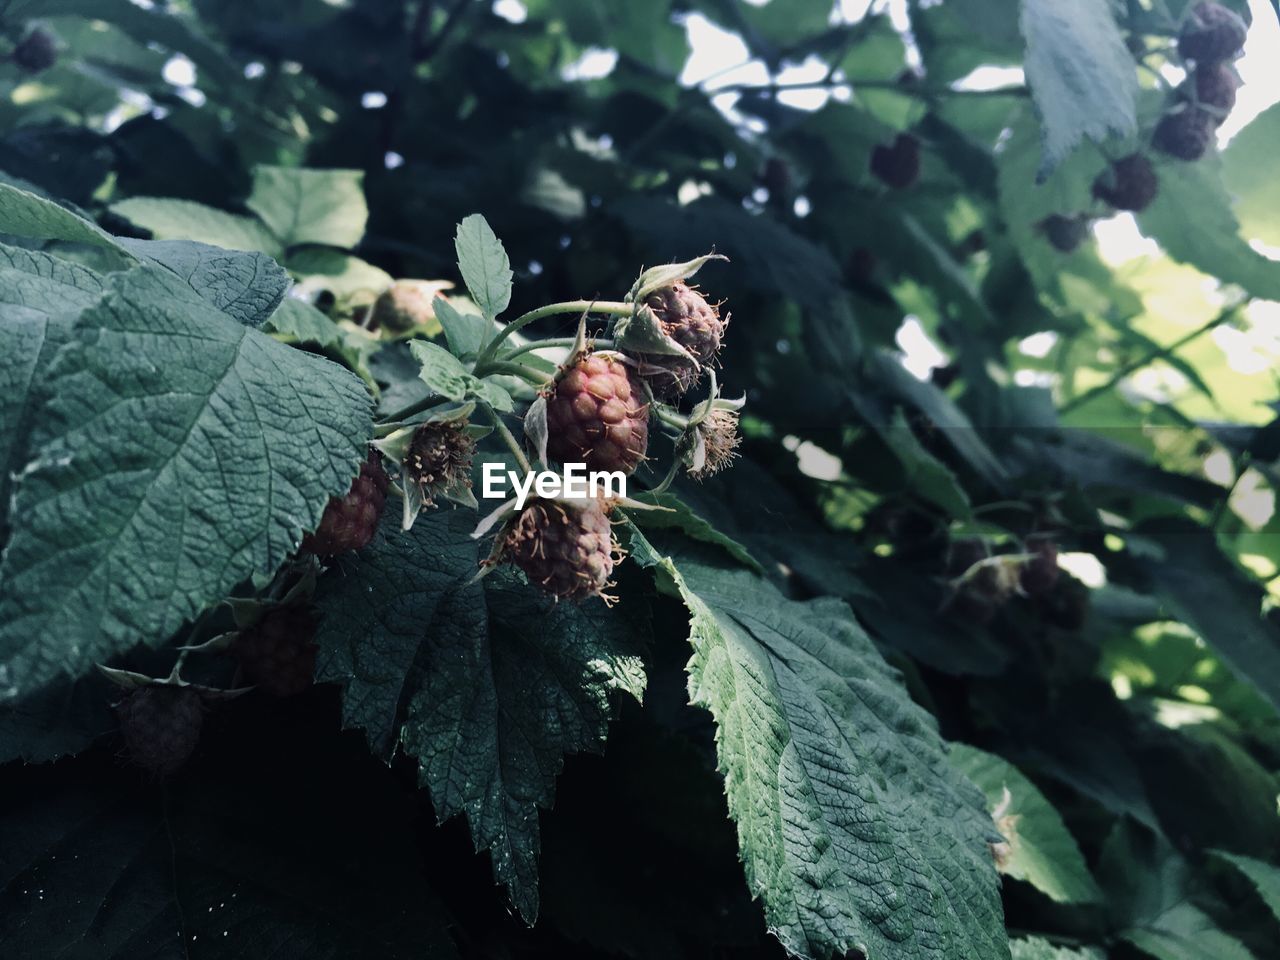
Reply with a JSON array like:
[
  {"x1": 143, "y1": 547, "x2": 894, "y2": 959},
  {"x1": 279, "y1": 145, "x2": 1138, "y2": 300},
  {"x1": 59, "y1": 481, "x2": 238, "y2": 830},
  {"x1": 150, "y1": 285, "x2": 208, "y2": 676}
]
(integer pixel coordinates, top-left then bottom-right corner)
[
  {"x1": 1039, "y1": 215, "x2": 1089, "y2": 253},
  {"x1": 12, "y1": 28, "x2": 56, "y2": 74},
  {"x1": 1154, "y1": 106, "x2": 1216, "y2": 161},
  {"x1": 545, "y1": 352, "x2": 649, "y2": 475},
  {"x1": 689, "y1": 409, "x2": 741, "y2": 479},
  {"x1": 1092, "y1": 153, "x2": 1158, "y2": 212},
  {"x1": 302, "y1": 452, "x2": 389, "y2": 556},
  {"x1": 504, "y1": 498, "x2": 618, "y2": 602},
  {"x1": 405, "y1": 419, "x2": 474, "y2": 506},
  {"x1": 635, "y1": 282, "x2": 728, "y2": 399},
  {"x1": 232, "y1": 606, "x2": 320, "y2": 697},
  {"x1": 1019, "y1": 540, "x2": 1060, "y2": 597},
  {"x1": 1188, "y1": 62, "x2": 1238, "y2": 121},
  {"x1": 369, "y1": 280, "x2": 446, "y2": 333},
  {"x1": 1178, "y1": 2, "x2": 1247, "y2": 64},
  {"x1": 946, "y1": 557, "x2": 1021, "y2": 626},
  {"x1": 870, "y1": 133, "x2": 921, "y2": 190},
  {"x1": 116, "y1": 685, "x2": 204, "y2": 776}
]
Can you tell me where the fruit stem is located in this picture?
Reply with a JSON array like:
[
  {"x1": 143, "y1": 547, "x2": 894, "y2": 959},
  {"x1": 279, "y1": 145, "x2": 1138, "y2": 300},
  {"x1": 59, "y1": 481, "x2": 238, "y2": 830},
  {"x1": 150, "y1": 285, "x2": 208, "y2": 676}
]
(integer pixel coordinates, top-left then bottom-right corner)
[
  {"x1": 501, "y1": 337, "x2": 616, "y2": 361},
  {"x1": 377, "y1": 394, "x2": 447, "y2": 424},
  {"x1": 473, "y1": 360, "x2": 553, "y2": 386},
  {"x1": 482, "y1": 404, "x2": 532, "y2": 474},
  {"x1": 653, "y1": 405, "x2": 690, "y2": 430},
  {"x1": 476, "y1": 300, "x2": 632, "y2": 366}
]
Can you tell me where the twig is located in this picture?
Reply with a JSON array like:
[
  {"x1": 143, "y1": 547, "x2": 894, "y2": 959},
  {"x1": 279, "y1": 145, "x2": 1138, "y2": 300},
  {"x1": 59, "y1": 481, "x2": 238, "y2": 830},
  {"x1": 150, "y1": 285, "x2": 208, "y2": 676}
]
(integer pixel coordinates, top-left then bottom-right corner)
[{"x1": 483, "y1": 404, "x2": 531, "y2": 473}]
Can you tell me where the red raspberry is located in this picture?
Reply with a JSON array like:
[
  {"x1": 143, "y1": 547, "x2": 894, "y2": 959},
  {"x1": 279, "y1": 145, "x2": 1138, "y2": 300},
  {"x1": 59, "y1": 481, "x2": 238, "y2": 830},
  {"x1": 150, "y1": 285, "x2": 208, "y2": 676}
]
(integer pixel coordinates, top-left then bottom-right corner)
[
  {"x1": 1019, "y1": 540, "x2": 1060, "y2": 597},
  {"x1": 1154, "y1": 107, "x2": 1216, "y2": 161},
  {"x1": 1178, "y1": 2, "x2": 1247, "y2": 64},
  {"x1": 1189, "y1": 62, "x2": 1238, "y2": 121},
  {"x1": 232, "y1": 606, "x2": 320, "y2": 697},
  {"x1": 116, "y1": 685, "x2": 204, "y2": 776},
  {"x1": 302, "y1": 452, "x2": 388, "y2": 556},
  {"x1": 1092, "y1": 153, "x2": 1158, "y2": 212},
  {"x1": 504, "y1": 498, "x2": 617, "y2": 601},
  {"x1": 545, "y1": 353, "x2": 649, "y2": 475},
  {"x1": 634, "y1": 282, "x2": 728, "y2": 399},
  {"x1": 869, "y1": 133, "x2": 921, "y2": 190}
]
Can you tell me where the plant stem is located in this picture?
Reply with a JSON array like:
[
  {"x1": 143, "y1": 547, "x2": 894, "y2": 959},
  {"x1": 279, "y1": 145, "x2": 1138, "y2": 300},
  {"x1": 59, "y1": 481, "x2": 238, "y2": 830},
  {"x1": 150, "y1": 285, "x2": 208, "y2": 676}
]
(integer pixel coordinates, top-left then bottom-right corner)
[
  {"x1": 477, "y1": 300, "x2": 632, "y2": 366},
  {"x1": 1060, "y1": 302, "x2": 1246, "y2": 415},
  {"x1": 483, "y1": 404, "x2": 531, "y2": 474},
  {"x1": 501, "y1": 337, "x2": 616, "y2": 361},
  {"x1": 473, "y1": 360, "x2": 553, "y2": 385},
  {"x1": 706, "y1": 78, "x2": 1029, "y2": 99},
  {"x1": 653, "y1": 405, "x2": 690, "y2": 430},
  {"x1": 377, "y1": 393, "x2": 446, "y2": 424}
]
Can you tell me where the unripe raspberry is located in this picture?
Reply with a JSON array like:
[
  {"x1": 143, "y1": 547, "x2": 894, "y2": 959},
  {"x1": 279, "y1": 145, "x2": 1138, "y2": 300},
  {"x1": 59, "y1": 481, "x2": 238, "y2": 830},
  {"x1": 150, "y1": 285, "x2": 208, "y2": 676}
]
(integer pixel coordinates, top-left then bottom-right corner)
[
  {"x1": 1039, "y1": 215, "x2": 1089, "y2": 253},
  {"x1": 116, "y1": 685, "x2": 204, "y2": 776},
  {"x1": 302, "y1": 452, "x2": 389, "y2": 556},
  {"x1": 635, "y1": 282, "x2": 728, "y2": 399},
  {"x1": 369, "y1": 280, "x2": 447, "y2": 333},
  {"x1": 870, "y1": 132, "x2": 921, "y2": 190},
  {"x1": 1189, "y1": 62, "x2": 1238, "y2": 121},
  {"x1": 405, "y1": 419, "x2": 475, "y2": 506},
  {"x1": 12, "y1": 28, "x2": 56, "y2": 74},
  {"x1": 504, "y1": 498, "x2": 618, "y2": 602},
  {"x1": 1154, "y1": 106, "x2": 1216, "y2": 161},
  {"x1": 232, "y1": 606, "x2": 319, "y2": 697},
  {"x1": 546, "y1": 352, "x2": 649, "y2": 475},
  {"x1": 1178, "y1": 2, "x2": 1247, "y2": 64},
  {"x1": 1092, "y1": 153, "x2": 1158, "y2": 212}
]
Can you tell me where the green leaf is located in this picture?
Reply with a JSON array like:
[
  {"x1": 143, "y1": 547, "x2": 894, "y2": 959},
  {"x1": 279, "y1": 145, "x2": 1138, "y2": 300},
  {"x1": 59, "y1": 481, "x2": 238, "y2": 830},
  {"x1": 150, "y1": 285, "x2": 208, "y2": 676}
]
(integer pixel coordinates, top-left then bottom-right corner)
[
  {"x1": 1019, "y1": 0, "x2": 1138, "y2": 178},
  {"x1": 1100, "y1": 821, "x2": 1256, "y2": 960},
  {"x1": 0, "y1": 672, "x2": 114, "y2": 763},
  {"x1": 246, "y1": 165, "x2": 368, "y2": 250},
  {"x1": 314, "y1": 509, "x2": 646, "y2": 923},
  {"x1": 634, "y1": 532, "x2": 1007, "y2": 960},
  {"x1": 624, "y1": 492, "x2": 763, "y2": 575},
  {"x1": 435, "y1": 294, "x2": 491, "y2": 359},
  {"x1": 1134, "y1": 517, "x2": 1280, "y2": 713},
  {"x1": 110, "y1": 196, "x2": 282, "y2": 257},
  {"x1": 410, "y1": 339, "x2": 473, "y2": 401},
  {"x1": 0, "y1": 265, "x2": 373, "y2": 700},
  {"x1": 1138, "y1": 156, "x2": 1280, "y2": 300},
  {"x1": 949, "y1": 744, "x2": 1103, "y2": 904},
  {"x1": 285, "y1": 247, "x2": 392, "y2": 300},
  {"x1": 1212, "y1": 852, "x2": 1280, "y2": 924},
  {"x1": 1010, "y1": 938, "x2": 1103, "y2": 960},
  {"x1": 119, "y1": 238, "x2": 289, "y2": 327},
  {"x1": 0, "y1": 719, "x2": 459, "y2": 958},
  {"x1": 454, "y1": 214, "x2": 513, "y2": 320},
  {"x1": 1222, "y1": 102, "x2": 1280, "y2": 248},
  {"x1": 0, "y1": 244, "x2": 106, "y2": 532},
  {"x1": 265, "y1": 296, "x2": 345, "y2": 349},
  {"x1": 0, "y1": 182, "x2": 134, "y2": 259}
]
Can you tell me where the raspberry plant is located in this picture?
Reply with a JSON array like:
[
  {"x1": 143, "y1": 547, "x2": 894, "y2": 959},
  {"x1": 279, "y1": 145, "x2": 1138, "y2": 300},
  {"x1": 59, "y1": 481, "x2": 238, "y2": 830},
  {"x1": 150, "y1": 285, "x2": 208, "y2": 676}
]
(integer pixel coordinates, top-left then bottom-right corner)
[{"x1": 3, "y1": 2, "x2": 1280, "y2": 959}]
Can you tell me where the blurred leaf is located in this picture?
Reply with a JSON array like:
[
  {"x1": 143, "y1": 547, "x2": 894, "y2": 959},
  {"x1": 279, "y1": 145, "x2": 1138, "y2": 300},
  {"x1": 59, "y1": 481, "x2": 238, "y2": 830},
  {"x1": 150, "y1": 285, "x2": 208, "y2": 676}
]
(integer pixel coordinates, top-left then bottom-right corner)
[
  {"x1": 1019, "y1": 0, "x2": 1138, "y2": 178},
  {"x1": 1212, "y1": 852, "x2": 1280, "y2": 924},
  {"x1": 286, "y1": 247, "x2": 392, "y2": 300},
  {"x1": 0, "y1": 182, "x2": 132, "y2": 259},
  {"x1": 111, "y1": 196, "x2": 282, "y2": 256},
  {"x1": 265, "y1": 296, "x2": 344, "y2": 348},
  {"x1": 1221, "y1": 104, "x2": 1280, "y2": 247},
  {"x1": 247, "y1": 165, "x2": 367, "y2": 250},
  {"x1": 950, "y1": 743, "x2": 1103, "y2": 904},
  {"x1": 1010, "y1": 937, "x2": 1103, "y2": 960}
]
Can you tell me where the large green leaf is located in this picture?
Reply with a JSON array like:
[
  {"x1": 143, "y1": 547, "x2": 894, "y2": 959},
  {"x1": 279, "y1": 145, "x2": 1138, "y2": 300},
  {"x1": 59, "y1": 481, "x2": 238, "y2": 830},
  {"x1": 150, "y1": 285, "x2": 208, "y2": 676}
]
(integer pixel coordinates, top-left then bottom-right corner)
[
  {"x1": 631, "y1": 531, "x2": 1008, "y2": 960},
  {"x1": 1010, "y1": 938, "x2": 1103, "y2": 960},
  {"x1": 118, "y1": 238, "x2": 289, "y2": 328},
  {"x1": 1135, "y1": 518, "x2": 1280, "y2": 713},
  {"x1": 1100, "y1": 821, "x2": 1256, "y2": 960},
  {"x1": 949, "y1": 744, "x2": 1102, "y2": 904},
  {"x1": 314, "y1": 508, "x2": 646, "y2": 924},
  {"x1": 1137, "y1": 156, "x2": 1280, "y2": 301},
  {"x1": 0, "y1": 264, "x2": 372, "y2": 701},
  {"x1": 1222, "y1": 102, "x2": 1280, "y2": 248},
  {"x1": 0, "y1": 182, "x2": 133, "y2": 259},
  {"x1": 111, "y1": 196, "x2": 282, "y2": 257},
  {"x1": 0, "y1": 244, "x2": 106, "y2": 531},
  {"x1": 1018, "y1": 0, "x2": 1137, "y2": 178},
  {"x1": 247, "y1": 165, "x2": 367, "y2": 250}
]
